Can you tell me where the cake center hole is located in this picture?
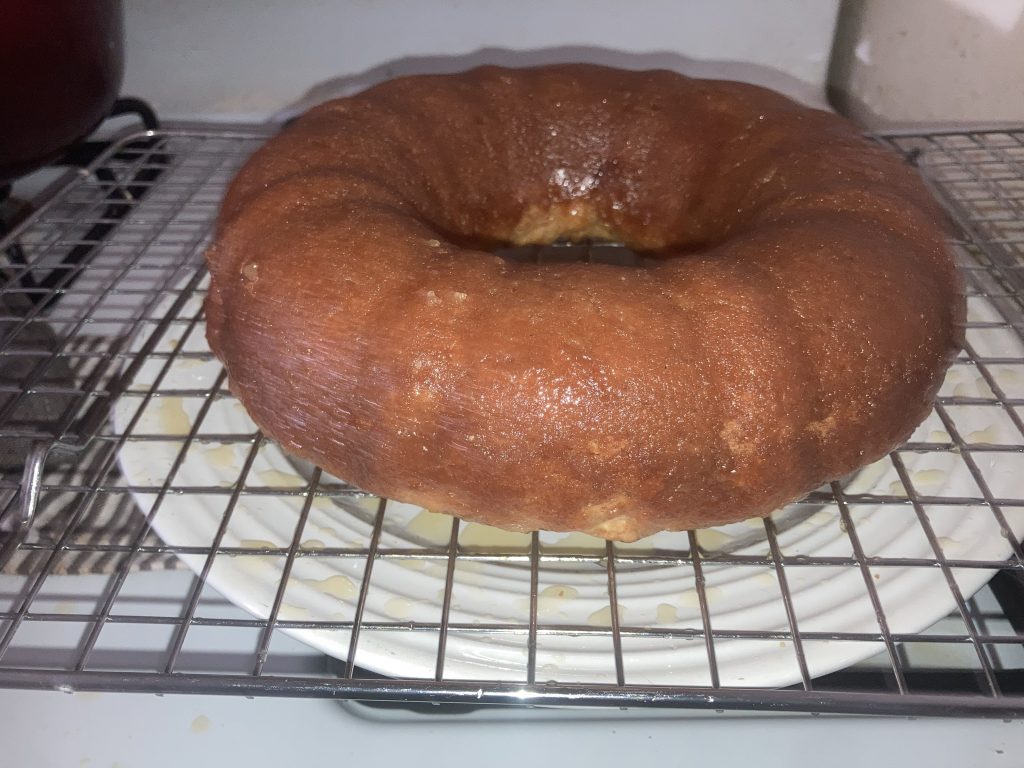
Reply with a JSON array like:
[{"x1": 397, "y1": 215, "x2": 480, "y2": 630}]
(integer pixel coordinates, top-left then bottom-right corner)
[{"x1": 491, "y1": 241, "x2": 648, "y2": 267}]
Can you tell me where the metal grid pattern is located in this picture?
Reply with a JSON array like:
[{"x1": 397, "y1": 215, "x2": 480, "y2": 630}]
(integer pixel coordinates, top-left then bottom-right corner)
[{"x1": 1, "y1": 125, "x2": 1023, "y2": 715}]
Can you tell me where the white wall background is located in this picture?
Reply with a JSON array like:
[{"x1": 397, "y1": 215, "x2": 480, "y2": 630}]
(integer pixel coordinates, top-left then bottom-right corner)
[{"x1": 121, "y1": 0, "x2": 840, "y2": 121}]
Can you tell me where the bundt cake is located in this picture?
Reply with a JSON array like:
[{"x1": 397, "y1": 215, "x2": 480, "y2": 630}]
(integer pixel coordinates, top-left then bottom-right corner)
[{"x1": 204, "y1": 64, "x2": 963, "y2": 542}]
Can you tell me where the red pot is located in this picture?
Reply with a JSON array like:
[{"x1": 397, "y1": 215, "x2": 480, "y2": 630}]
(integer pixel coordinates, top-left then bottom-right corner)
[{"x1": 0, "y1": 1, "x2": 124, "y2": 184}]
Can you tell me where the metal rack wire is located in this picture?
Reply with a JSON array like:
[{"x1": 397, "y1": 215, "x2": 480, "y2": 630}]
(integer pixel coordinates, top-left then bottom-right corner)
[{"x1": 0, "y1": 124, "x2": 1023, "y2": 716}]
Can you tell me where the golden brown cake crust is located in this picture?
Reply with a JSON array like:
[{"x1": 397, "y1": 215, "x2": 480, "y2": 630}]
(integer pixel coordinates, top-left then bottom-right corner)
[{"x1": 205, "y1": 64, "x2": 964, "y2": 542}]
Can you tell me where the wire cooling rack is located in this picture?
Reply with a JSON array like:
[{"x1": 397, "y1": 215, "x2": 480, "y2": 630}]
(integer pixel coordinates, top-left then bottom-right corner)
[{"x1": 1, "y1": 124, "x2": 1023, "y2": 716}]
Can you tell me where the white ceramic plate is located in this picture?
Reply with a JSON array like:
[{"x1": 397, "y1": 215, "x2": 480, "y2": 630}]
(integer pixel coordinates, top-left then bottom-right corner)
[{"x1": 113, "y1": 284, "x2": 1024, "y2": 687}]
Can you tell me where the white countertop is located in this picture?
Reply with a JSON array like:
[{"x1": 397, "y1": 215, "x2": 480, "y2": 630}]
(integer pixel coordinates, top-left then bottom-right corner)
[{"x1": 1, "y1": 687, "x2": 1022, "y2": 767}]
